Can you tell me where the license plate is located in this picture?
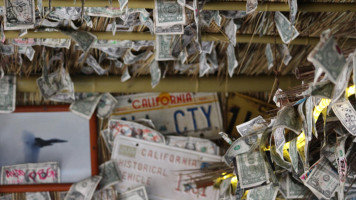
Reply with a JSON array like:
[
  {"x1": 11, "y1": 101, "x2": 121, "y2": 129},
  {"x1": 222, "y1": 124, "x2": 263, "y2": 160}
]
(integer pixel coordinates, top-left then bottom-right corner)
[{"x1": 113, "y1": 93, "x2": 223, "y2": 139}]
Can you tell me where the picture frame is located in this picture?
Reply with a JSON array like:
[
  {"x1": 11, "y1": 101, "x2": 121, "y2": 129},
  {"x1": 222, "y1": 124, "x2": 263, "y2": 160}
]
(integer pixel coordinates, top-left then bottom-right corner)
[{"x1": 0, "y1": 105, "x2": 98, "y2": 192}]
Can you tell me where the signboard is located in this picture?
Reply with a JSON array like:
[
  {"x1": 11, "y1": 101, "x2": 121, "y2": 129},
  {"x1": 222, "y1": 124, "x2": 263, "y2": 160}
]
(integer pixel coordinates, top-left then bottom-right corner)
[
  {"x1": 113, "y1": 93, "x2": 223, "y2": 139},
  {"x1": 226, "y1": 93, "x2": 275, "y2": 138},
  {"x1": 112, "y1": 136, "x2": 221, "y2": 200}
]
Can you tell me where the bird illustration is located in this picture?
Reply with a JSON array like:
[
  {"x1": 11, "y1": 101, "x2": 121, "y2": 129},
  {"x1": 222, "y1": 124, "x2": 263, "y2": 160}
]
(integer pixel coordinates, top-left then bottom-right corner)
[{"x1": 22, "y1": 131, "x2": 67, "y2": 163}]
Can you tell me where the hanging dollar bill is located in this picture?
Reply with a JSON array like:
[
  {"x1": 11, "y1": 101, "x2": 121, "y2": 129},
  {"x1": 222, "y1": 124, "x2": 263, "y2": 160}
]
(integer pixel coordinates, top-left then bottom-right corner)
[
  {"x1": 277, "y1": 44, "x2": 292, "y2": 65},
  {"x1": 85, "y1": 7, "x2": 125, "y2": 18},
  {"x1": 236, "y1": 115, "x2": 267, "y2": 137},
  {"x1": 219, "y1": 177, "x2": 232, "y2": 199},
  {"x1": 155, "y1": 24, "x2": 184, "y2": 35},
  {"x1": 167, "y1": 136, "x2": 219, "y2": 155},
  {"x1": 332, "y1": 100, "x2": 356, "y2": 135},
  {"x1": 223, "y1": 134, "x2": 261, "y2": 165},
  {"x1": 154, "y1": 0, "x2": 185, "y2": 26},
  {"x1": 26, "y1": 192, "x2": 51, "y2": 200},
  {"x1": 1, "y1": 162, "x2": 59, "y2": 184},
  {"x1": 279, "y1": 173, "x2": 306, "y2": 199},
  {"x1": 288, "y1": 0, "x2": 298, "y2": 25},
  {"x1": 121, "y1": 67, "x2": 131, "y2": 82},
  {"x1": 150, "y1": 61, "x2": 161, "y2": 88},
  {"x1": 123, "y1": 50, "x2": 152, "y2": 65},
  {"x1": 70, "y1": 93, "x2": 102, "y2": 120},
  {"x1": 247, "y1": 183, "x2": 278, "y2": 200},
  {"x1": 246, "y1": 0, "x2": 258, "y2": 15},
  {"x1": 99, "y1": 160, "x2": 122, "y2": 189},
  {"x1": 78, "y1": 53, "x2": 108, "y2": 75},
  {"x1": 289, "y1": 138, "x2": 299, "y2": 173},
  {"x1": 265, "y1": 43, "x2": 274, "y2": 70},
  {"x1": 331, "y1": 53, "x2": 353, "y2": 103},
  {"x1": 273, "y1": 105, "x2": 302, "y2": 135},
  {"x1": 4, "y1": 0, "x2": 35, "y2": 30},
  {"x1": 97, "y1": 93, "x2": 118, "y2": 119},
  {"x1": 227, "y1": 44, "x2": 238, "y2": 77},
  {"x1": 118, "y1": 0, "x2": 128, "y2": 11},
  {"x1": 156, "y1": 35, "x2": 176, "y2": 61},
  {"x1": 273, "y1": 127, "x2": 285, "y2": 158},
  {"x1": 236, "y1": 150, "x2": 268, "y2": 188},
  {"x1": 304, "y1": 158, "x2": 339, "y2": 199},
  {"x1": 65, "y1": 176, "x2": 102, "y2": 200},
  {"x1": 92, "y1": 188, "x2": 116, "y2": 200},
  {"x1": 0, "y1": 44, "x2": 14, "y2": 55},
  {"x1": 225, "y1": 20, "x2": 237, "y2": 46},
  {"x1": 307, "y1": 30, "x2": 346, "y2": 83},
  {"x1": 63, "y1": 30, "x2": 97, "y2": 52},
  {"x1": 0, "y1": 75, "x2": 15, "y2": 113},
  {"x1": 42, "y1": 39, "x2": 71, "y2": 49},
  {"x1": 118, "y1": 186, "x2": 149, "y2": 200},
  {"x1": 199, "y1": 53, "x2": 210, "y2": 77},
  {"x1": 274, "y1": 11, "x2": 299, "y2": 44}
]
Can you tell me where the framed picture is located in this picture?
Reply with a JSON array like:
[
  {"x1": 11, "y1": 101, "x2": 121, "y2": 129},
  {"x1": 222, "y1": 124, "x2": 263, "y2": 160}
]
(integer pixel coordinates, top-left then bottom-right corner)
[{"x1": 0, "y1": 105, "x2": 98, "y2": 192}]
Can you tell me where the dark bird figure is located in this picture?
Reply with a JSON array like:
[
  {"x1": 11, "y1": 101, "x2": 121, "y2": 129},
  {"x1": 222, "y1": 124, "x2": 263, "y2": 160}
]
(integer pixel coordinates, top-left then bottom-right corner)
[{"x1": 22, "y1": 131, "x2": 68, "y2": 163}]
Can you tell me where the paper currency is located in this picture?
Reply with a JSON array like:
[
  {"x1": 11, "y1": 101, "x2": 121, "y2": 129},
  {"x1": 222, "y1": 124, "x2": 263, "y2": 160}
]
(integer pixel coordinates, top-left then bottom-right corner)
[
  {"x1": 277, "y1": 44, "x2": 292, "y2": 65},
  {"x1": 123, "y1": 50, "x2": 152, "y2": 65},
  {"x1": 273, "y1": 105, "x2": 302, "y2": 135},
  {"x1": 274, "y1": 11, "x2": 299, "y2": 44},
  {"x1": 4, "y1": 0, "x2": 35, "y2": 30},
  {"x1": 201, "y1": 41, "x2": 214, "y2": 54},
  {"x1": 223, "y1": 132, "x2": 261, "y2": 164},
  {"x1": 156, "y1": 35, "x2": 176, "y2": 61},
  {"x1": 118, "y1": 0, "x2": 128, "y2": 11},
  {"x1": 70, "y1": 93, "x2": 102, "y2": 120},
  {"x1": 171, "y1": 25, "x2": 195, "y2": 57},
  {"x1": 97, "y1": 93, "x2": 118, "y2": 119},
  {"x1": 92, "y1": 188, "x2": 116, "y2": 200},
  {"x1": 247, "y1": 183, "x2": 278, "y2": 200},
  {"x1": 246, "y1": 0, "x2": 258, "y2": 15},
  {"x1": 99, "y1": 160, "x2": 122, "y2": 189},
  {"x1": 167, "y1": 136, "x2": 219, "y2": 155},
  {"x1": 309, "y1": 81, "x2": 334, "y2": 99},
  {"x1": 332, "y1": 100, "x2": 356, "y2": 135},
  {"x1": 108, "y1": 119, "x2": 166, "y2": 143},
  {"x1": 101, "y1": 129, "x2": 113, "y2": 152},
  {"x1": 42, "y1": 39, "x2": 71, "y2": 49},
  {"x1": 155, "y1": 24, "x2": 184, "y2": 35},
  {"x1": 65, "y1": 176, "x2": 102, "y2": 200},
  {"x1": 236, "y1": 150, "x2": 268, "y2": 188},
  {"x1": 48, "y1": 7, "x2": 80, "y2": 21},
  {"x1": 63, "y1": 30, "x2": 96, "y2": 52},
  {"x1": 154, "y1": 0, "x2": 185, "y2": 26},
  {"x1": 0, "y1": 194, "x2": 13, "y2": 200},
  {"x1": 150, "y1": 61, "x2": 161, "y2": 88},
  {"x1": 219, "y1": 177, "x2": 232, "y2": 199},
  {"x1": 273, "y1": 127, "x2": 285, "y2": 158},
  {"x1": 236, "y1": 115, "x2": 267, "y2": 137},
  {"x1": 270, "y1": 144, "x2": 292, "y2": 170},
  {"x1": 37, "y1": 67, "x2": 74, "y2": 102},
  {"x1": 279, "y1": 173, "x2": 306, "y2": 199},
  {"x1": 225, "y1": 20, "x2": 237, "y2": 46},
  {"x1": 304, "y1": 158, "x2": 339, "y2": 199},
  {"x1": 265, "y1": 43, "x2": 274, "y2": 70},
  {"x1": 289, "y1": 138, "x2": 299, "y2": 173},
  {"x1": 332, "y1": 54, "x2": 353, "y2": 102},
  {"x1": 201, "y1": 10, "x2": 215, "y2": 25},
  {"x1": 85, "y1": 7, "x2": 125, "y2": 18},
  {"x1": 121, "y1": 67, "x2": 131, "y2": 82},
  {"x1": 0, "y1": 75, "x2": 16, "y2": 113},
  {"x1": 220, "y1": 11, "x2": 246, "y2": 19},
  {"x1": 0, "y1": 44, "x2": 15, "y2": 55},
  {"x1": 118, "y1": 186, "x2": 149, "y2": 200},
  {"x1": 219, "y1": 132, "x2": 232, "y2": 145},
  {"x1": 307, "y1": 30, "x2": 346, "y2": 83},
  {"x1": 24, "y1": 46, "x2": 35, "y2": 61},
  {"x1": 199, "y1": 53, "x2": 210, "y2": 77},
  {"x1": 288, "y1": 0, "x2": 298, "y2": 25},
  {"x1": 26, "y1": 192, "x2": 51, "y2": 200},
  {"x1": 78, "y1": 54, "x2": 108, "y2": 75},
  {"x1": 227, "y1": 44, "x2": 238, "y2": 77},
  {"x1": 1, "y1": 162, "x2": 59, "y2": 184}
]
